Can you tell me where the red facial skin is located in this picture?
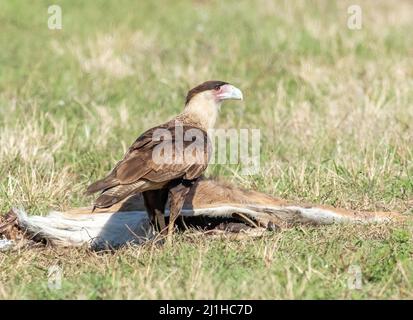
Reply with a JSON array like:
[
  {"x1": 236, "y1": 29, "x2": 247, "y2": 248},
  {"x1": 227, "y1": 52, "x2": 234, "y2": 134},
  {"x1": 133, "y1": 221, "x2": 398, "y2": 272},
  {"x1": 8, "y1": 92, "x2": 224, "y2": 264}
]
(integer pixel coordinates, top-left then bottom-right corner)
[{"x1": 214, "y1": 84, "x2": 230, "y2": 102}]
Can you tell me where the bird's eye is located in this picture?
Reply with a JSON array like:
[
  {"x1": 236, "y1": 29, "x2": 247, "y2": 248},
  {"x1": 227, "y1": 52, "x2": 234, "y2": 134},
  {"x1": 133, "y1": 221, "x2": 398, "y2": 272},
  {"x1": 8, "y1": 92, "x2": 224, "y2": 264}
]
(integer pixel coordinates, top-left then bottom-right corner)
[{"x1": 214, "y1": 85, "x2": 221, "y2": 91}]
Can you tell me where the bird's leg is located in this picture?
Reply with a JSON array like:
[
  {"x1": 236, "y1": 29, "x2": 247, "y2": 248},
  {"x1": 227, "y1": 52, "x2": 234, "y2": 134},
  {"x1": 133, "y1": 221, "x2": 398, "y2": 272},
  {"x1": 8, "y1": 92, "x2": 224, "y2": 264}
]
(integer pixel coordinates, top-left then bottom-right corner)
[
  {"x1": 167, "y1": 180, "x2": 192, "y2": 241},
  {"x1": 142, "y1": 189, "x2": 168, "y2": 233},
  {"x1": 142, "y1": 191, "x2": 158, "y2": 229}
]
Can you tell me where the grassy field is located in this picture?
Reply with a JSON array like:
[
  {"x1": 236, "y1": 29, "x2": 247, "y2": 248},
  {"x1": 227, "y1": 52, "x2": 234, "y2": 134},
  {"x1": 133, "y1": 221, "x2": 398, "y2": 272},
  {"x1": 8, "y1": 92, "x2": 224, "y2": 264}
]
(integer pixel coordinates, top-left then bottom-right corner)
[{"x1": 0, "y1": 0, "x2": 412, "y2": 299}]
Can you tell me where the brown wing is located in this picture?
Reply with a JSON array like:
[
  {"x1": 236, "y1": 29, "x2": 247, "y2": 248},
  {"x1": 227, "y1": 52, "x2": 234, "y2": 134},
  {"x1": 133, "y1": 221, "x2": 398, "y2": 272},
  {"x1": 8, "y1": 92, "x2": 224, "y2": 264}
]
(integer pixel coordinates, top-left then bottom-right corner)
[{"x1": 86, "y1": 119, "x2": 211, "y2": 207}]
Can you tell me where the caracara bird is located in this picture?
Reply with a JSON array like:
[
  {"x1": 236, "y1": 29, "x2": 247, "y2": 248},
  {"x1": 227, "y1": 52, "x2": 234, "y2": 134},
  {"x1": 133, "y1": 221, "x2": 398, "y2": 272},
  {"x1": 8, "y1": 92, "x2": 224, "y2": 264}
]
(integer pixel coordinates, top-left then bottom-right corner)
[{"x1": 86, "y1": 80, "x2": 243, "y2": 237}]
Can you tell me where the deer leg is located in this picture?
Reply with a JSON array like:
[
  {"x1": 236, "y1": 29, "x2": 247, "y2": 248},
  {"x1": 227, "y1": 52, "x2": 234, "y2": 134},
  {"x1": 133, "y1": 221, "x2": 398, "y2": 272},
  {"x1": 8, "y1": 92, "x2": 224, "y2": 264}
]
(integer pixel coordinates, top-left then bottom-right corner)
[{"x1": 142, "y1": 189, "x2": 168, "y2": 233}]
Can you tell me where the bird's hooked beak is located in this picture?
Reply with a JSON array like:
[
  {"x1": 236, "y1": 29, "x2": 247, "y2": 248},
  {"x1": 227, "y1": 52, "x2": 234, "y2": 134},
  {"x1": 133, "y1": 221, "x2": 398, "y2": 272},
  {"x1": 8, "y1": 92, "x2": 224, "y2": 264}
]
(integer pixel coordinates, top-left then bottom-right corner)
[{"x1": 216, "y1": 84, "x2": 243, "y2": 101}]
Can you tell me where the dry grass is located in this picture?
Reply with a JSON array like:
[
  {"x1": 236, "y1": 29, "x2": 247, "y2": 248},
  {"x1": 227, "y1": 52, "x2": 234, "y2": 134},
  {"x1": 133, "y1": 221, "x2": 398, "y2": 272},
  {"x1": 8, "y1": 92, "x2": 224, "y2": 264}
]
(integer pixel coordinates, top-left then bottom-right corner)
[
  {"x1": 1, "y1": 224, "x2": 413, "y2": 299},
  {"x1": 0, "y1": 0, "x2": 412, "y2": 299}
]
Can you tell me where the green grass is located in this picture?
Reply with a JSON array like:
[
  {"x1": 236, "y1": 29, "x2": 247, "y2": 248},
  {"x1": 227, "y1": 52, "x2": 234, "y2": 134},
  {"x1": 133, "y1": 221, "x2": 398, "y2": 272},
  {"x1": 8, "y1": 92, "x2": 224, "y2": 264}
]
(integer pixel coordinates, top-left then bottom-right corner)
[{"x1": 0, "y1": 0, "x2": 412, "y2": 299}]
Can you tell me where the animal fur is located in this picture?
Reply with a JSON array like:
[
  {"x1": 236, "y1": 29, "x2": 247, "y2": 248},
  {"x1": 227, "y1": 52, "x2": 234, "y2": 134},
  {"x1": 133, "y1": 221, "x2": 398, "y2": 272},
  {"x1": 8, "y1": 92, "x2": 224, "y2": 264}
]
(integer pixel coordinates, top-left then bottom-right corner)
[{"x1": 0, "y1": 177, "x2": 405, "y2": 250}]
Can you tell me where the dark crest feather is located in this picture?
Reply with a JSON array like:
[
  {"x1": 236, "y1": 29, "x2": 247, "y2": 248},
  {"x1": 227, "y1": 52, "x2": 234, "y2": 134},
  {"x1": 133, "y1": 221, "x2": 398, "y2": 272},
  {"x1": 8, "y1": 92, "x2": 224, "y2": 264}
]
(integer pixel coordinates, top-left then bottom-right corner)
[{"x1": 185, "y1": 80, "x2": 228, "y2": 105}]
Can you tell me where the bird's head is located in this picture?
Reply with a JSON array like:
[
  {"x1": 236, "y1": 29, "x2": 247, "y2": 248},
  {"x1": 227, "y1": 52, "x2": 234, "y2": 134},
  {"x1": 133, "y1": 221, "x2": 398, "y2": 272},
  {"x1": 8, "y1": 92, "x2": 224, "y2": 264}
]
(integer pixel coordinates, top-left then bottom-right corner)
[
  {"x1": 185, "y1": 80, "x2": 243, "y2": 106},
  {"x1": 183, "y1": 80, "x2": 243, "y2": 129}
]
